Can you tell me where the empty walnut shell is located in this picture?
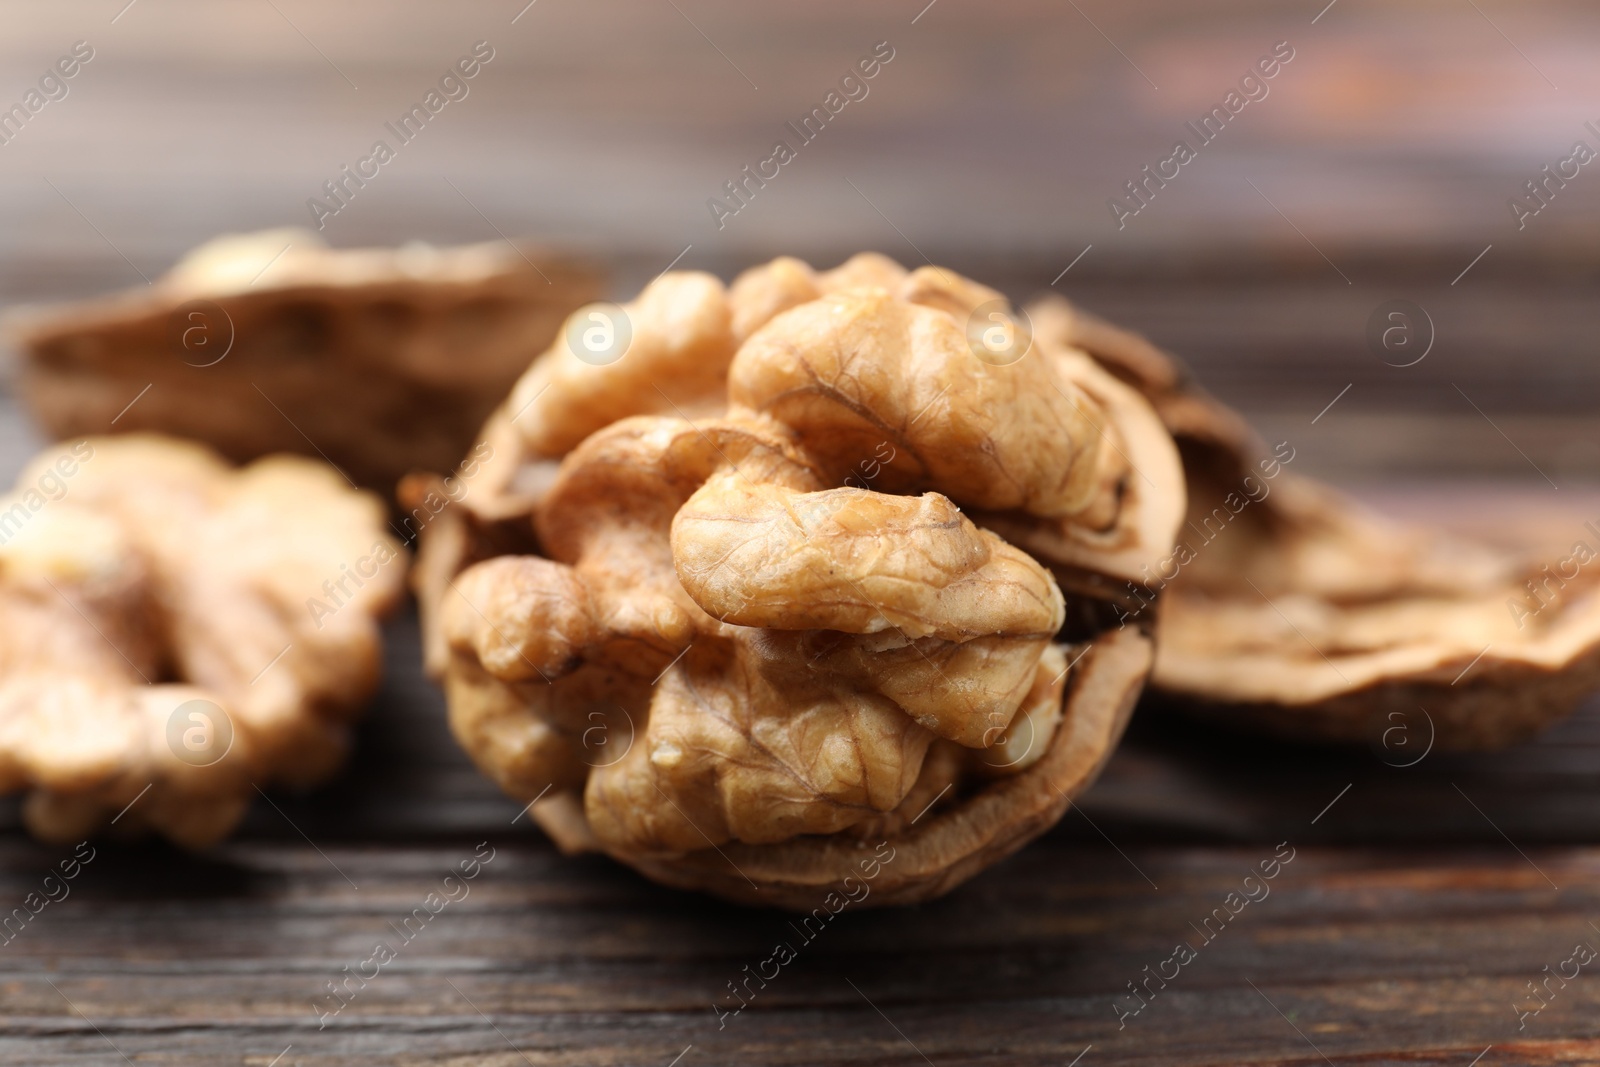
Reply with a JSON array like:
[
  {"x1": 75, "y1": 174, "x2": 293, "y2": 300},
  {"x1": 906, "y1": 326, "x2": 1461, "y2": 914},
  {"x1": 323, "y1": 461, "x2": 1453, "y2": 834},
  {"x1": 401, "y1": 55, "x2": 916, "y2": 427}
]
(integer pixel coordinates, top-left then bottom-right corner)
[
  {"x1": 1028, "y1": 295, "x2": 1600, "y2": 750},
  {"x1": 0, "y1": 434, "x2": 406, "y2": 846},
  {"x1": 410, "y1": 255, "x2": 1185, "y2": 909},
  {"x1": 9, "y1": 229, "x2": 601, "y2": 494}
]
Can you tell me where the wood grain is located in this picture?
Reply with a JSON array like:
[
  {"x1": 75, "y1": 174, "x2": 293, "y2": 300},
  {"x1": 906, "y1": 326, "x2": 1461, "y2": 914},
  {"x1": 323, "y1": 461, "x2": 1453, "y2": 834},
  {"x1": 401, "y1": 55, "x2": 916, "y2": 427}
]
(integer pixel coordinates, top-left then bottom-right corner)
[
  {"x1": 3, "y1": 313, "x2": 1600, "y2": 1061},
  {"x1": 0, "y1": 838, "x2": 1595, "y2": 1064},
  {"x1": 0, "y1": 454, "x2": 1598, "y2": 1062},
  {"x1": 1, "y1": 2, "x2": 1598, "y2": 1046}
]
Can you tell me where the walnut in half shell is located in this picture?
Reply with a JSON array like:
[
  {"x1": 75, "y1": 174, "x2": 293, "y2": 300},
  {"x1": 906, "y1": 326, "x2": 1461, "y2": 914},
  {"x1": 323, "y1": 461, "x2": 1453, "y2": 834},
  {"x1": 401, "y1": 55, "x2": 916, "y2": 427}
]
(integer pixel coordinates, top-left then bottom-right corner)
[
  {"x1": 410, "y1": 256, "x2": 1185, "y2": 908},
  {"x1": 0, "y1": 434, "x2": 406, "y2": 846},
  {"x1": 1029, "y1": 295, "x2": 1600, "y2": 750},
  {"x1": 10, "y1": 229, "x2": 601, "y2": 494}
]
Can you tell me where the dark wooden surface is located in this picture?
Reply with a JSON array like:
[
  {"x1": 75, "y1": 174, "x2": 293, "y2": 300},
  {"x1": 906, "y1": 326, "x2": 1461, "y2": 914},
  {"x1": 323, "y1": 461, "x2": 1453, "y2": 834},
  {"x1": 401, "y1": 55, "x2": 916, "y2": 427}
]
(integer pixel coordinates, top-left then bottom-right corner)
[
  {"x1": 3, "y1": 0, "x2": 1600, "y2": 1060},
  {"x1": 5, "y1": 274, "x2": 1600, "y2": 1063},
  {"x1": 3, "y1": 384, "x2": 1600, "y2": 1064}
]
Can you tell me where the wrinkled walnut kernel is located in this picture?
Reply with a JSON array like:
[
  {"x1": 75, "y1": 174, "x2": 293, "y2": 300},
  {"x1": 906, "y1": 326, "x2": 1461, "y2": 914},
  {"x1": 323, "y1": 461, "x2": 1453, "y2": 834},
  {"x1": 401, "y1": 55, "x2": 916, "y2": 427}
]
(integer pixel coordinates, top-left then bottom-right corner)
[
  {"x1": 0, "y1": 435, "x2": 406, "y2": 846},
  {"x1": 427, "y1": 255, "x2": 1185, "y2": 908}
]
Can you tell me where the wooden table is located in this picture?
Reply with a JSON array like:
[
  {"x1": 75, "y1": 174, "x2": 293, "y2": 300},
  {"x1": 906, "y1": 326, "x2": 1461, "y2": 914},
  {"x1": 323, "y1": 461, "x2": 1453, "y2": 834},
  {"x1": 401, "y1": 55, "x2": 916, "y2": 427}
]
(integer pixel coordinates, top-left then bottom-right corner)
[
  {"x1": 1, "y1": 387, "x2": 1597, "y2": 1065},
  {"x1": 2, "y1": 1, "x2": 1598, "y2": 1057},
  {"x1": 2, "y1": 234, "x2": 1596, "y2": 1067}
]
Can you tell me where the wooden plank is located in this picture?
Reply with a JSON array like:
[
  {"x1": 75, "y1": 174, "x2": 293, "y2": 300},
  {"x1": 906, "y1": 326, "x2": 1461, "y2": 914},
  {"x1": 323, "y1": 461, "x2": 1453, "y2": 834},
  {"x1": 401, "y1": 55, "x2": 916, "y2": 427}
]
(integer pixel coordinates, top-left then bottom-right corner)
[
  {"x1": 1, "y1": 1, "x2": 1598, "y2": 293},
  {"x1": 0, "y1": 1, "x2": 1596, "y2": 1060},
  {"x1": 0, "y1": 840, "x2": 1595, "y2": 1063}
]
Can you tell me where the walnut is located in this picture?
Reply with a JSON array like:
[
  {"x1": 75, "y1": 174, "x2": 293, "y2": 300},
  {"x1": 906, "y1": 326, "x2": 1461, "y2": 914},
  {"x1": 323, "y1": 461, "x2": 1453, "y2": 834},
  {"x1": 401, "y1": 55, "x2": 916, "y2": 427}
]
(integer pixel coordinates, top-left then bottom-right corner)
[
  {"x1": 0, "y1": 434, "x2": 406, "y2": 846},
  {"x1": 10, "y1": 229, "x2": 601, "y2": 493},
  {"x1": 418, "y1": 256, "x2": 1185, "y2": 908},
  {"x1": 1029, "y1": 294, "x2": 1600, "y2": 750}
]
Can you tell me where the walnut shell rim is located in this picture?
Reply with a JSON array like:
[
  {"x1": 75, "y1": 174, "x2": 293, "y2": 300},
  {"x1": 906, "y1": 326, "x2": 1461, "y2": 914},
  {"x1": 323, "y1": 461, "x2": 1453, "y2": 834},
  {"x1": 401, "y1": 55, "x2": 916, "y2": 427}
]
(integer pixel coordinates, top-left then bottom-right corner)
[
  {"x1": 9, "y1": 229, "x2": 602, "y2": 495},
  {"x1": 1028, "y1": 293, "x2": 1600, "y2": 751},
  {"x1": 598, "y1": 626, "x2": 1149, "y2": 910},
  {"x1": 1161, "y1": 648, "x2": 1600, "y2": 752}
]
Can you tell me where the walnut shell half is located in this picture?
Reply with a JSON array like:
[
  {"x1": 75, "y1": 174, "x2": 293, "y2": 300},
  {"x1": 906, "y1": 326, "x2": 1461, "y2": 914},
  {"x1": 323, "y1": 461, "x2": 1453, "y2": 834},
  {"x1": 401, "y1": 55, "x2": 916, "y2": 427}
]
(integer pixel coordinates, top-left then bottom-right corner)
[
  {"x1": 1029, "y1": 295, "x2": 1600, "y2": 750},
  {"x1": 9, "y1": 229, "x2": 601, "y2": 494},
  {"x1": 413, "y1": 256, "x2": 1184, "y2": 909}
]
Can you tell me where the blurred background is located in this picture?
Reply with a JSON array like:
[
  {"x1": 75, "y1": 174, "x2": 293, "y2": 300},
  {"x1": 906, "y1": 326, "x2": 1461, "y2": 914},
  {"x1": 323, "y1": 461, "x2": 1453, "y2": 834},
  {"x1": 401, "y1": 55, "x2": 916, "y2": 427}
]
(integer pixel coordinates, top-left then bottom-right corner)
[
  {"x1": 0, "y1": 0, "x2": 1596, "y2": 487},
  {"x1": 2, "y1": 8, "x2": 1599, "y2": 1061}
]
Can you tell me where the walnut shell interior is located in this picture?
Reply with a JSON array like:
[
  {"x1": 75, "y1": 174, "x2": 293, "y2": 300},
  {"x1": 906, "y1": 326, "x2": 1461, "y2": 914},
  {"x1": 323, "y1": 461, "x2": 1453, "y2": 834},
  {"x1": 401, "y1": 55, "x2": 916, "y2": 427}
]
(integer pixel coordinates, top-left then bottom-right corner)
[
  {"x1": 1028, "y1": 294, "x2": 1600, "y2": 750},
  {"x1": 9, "y1": 229, "x2": 602, "y2": 495}
]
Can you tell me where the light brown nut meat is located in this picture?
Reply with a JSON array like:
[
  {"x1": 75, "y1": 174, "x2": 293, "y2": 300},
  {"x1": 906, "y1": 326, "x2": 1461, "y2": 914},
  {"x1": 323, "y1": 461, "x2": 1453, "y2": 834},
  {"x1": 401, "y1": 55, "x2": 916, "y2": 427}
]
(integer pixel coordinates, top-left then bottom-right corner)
[
  {"x1": 9, "y1": 229, "x2": 601, "y2": 493},
  {"x1": 585, "y1": 632, "x2": 939, "y2": 852},
  {"x1": 0, "y1": 434, "x2": 406, "y2": 847},
  {"x1": 672, "y1": 472, "x2": 1065, "y2": 641},
  {"x1": 509, "y1": 272, "x2": 737, "y2": 458},
  {"x1": 427, "y1": 255, "x2": 1184, "y2": 909},
  {"x1": 729, "y1": 283, "x2": 1108, "y2": 517},
  {"x1": 807, "y1": 632, "x2": 1054, "y2": 750},
  {"x1": 726, "y1": 252, "x2": 911, "y2": 342},
  {"x1": 445, "y1": 413, "x2": 1027, "y2": 854},
  {"x1": 500, "y1": 255, "x2": 915, "y2": 468},
  {"x1": 1029, "y1": 293, "x2": 1600, "y2": 750},
  {"x1": 419, "y1": 253, "x2": 915, "y2": 539},
  {"x1": 400, "y1": 254, "x2": 924, "y2": 680}
]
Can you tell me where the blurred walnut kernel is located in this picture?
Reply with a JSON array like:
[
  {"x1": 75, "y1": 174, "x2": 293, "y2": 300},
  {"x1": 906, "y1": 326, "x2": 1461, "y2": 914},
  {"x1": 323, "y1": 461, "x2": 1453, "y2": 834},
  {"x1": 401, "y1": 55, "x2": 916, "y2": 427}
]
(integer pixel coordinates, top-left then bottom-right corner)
[{"x1": 0, "y1": 434, "x2": 406, "y2": 847}]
